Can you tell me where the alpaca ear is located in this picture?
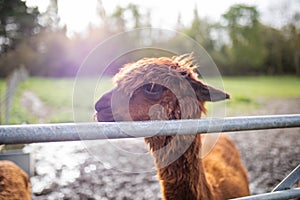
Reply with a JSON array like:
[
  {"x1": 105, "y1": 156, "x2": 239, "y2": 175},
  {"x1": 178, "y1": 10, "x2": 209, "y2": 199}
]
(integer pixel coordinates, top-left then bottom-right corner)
[{"x1": 192, "y1": 80, "x2": 230, "y2": 102}]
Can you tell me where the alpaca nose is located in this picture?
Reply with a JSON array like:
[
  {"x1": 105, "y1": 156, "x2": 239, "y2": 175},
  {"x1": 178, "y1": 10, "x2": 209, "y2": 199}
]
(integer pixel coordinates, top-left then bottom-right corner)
[
  {"x1": 95, "y1": 90, "x2": 115, "y2": 122},
  {"x1": 95, "y1": 91, "x2": 111, "y2": 112}
]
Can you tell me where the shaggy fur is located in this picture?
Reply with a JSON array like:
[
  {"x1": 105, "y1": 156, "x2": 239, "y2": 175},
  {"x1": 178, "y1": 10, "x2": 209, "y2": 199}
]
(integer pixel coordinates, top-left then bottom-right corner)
[
  {"x1": 0, "y1": 160, "x2": 31, "y2": 200},
  {"x1": 95, "y1": 54, "x2": 250, "y2": 199}
]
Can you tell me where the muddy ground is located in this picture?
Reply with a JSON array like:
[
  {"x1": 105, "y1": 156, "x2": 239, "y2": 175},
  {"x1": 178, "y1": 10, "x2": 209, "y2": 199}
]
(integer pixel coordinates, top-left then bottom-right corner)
[{"x1": 26, "y1": 98, "x2": 300, "y2": 200}]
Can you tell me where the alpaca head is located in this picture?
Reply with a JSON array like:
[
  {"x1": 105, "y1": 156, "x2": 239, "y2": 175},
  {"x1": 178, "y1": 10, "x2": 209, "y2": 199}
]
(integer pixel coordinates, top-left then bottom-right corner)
[
  {"x1": 95, "y1": 54, "x2": 229, "y2": 151},
  {"x1": 95, "y1": 54, "x2": 229, "y2": 121}
]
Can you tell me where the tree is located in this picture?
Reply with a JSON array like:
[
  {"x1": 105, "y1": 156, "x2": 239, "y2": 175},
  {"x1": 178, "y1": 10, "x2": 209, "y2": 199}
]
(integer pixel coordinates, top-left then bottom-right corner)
[
  {"x1": 260, "y1": 25, "x2": 285, "y2": 74},
  {"x1": 128, "y1": 3, "x2": 141, "y2": 28},
  {"x1": 109, "y1": 4, "x2": 141, "y2": 31},
  {"x1": 223, "y1": 4, "x2": 267, "y2": 73},
  {"x1": 111, "y1": 6, "x2": 126, "y2": 32},
  {"x1": 259, "y1": 12, "x2": 300, "y2": 75},
  {"x1": 0, "y1": 0, "x2": 39, "y2": 53},
  {"x1": 284, "y1": 13, "x2": 300, "y2": 75},
  {"x1": 0, "y1": 0, "x2": 40, "y2": 77},
  {"x1": 39, "y1": 0, "x2": 60, "y2": 31},
  {"x1": 184, "y1": 6, "x2": 214, "y2": 51}
]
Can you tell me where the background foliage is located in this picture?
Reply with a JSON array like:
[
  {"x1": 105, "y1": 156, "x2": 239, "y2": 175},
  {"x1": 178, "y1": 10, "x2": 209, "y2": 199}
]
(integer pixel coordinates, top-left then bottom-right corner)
[{"x1": 0, "y1": 0, "x2": 299, "y2": 77}]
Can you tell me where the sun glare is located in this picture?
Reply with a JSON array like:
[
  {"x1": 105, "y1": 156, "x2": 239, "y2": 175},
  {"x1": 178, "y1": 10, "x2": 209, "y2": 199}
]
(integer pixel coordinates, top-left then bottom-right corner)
[
  {"x1": 57, "y1": 0, "x2": 99, "y2": 36},
  {"x1": 25, "y1": 0, "x2": 299, "y2": 37}
]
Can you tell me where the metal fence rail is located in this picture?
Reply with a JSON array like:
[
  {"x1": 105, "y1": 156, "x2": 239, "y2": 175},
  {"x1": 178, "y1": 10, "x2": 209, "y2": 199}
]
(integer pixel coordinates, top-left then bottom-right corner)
[
  {"x1": 0, "y1": 114, "x2": 300, "y2": 200},
  {"x1": 0, "y1": 114, "x2": 300, "y2": 144}
]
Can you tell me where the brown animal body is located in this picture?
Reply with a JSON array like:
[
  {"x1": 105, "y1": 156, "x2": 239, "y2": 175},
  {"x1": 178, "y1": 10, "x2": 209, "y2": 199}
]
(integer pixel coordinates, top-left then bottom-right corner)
[
  {"x1": 0, "y1": 160, "x2": 31, "y2": 200},
  {"x1": 95, "y1": 54, "x2": 250, "y2": 199}
]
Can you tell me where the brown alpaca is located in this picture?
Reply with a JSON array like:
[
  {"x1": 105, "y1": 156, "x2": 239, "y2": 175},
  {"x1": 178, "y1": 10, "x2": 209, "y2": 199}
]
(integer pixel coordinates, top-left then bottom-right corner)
[
  {"x1": 0, "y1": 160, "x2": 31, "y2": 200},
  {"x1": 95, "y1": 54, "x2": 250, "y2": 199}
]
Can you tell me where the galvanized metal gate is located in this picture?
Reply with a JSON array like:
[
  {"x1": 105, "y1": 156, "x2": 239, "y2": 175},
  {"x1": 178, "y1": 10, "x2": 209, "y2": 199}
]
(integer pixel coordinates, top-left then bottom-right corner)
[
  {"x1": 0, "y1": 114, "x2": 300, "y2": 200},
  {"x1": 232, "y1": 164, "x2": 300, "y2": 200}
]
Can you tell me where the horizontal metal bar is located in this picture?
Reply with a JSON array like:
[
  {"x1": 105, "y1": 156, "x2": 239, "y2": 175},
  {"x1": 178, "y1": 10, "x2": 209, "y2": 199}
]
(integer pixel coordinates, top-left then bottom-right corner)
[
  {"x1": 0, "y1": 114, "x2": 299, "y2": 144},
  {"x1": 273, "y1": 164, "x2": 300, "y2": 192},
  {"x1": 231, "y1": 188, "x2": 300, "y2": 200}
]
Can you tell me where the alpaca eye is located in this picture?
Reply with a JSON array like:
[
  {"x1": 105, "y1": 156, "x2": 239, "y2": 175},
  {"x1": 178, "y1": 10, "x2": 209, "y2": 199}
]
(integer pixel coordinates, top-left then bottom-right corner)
[
  {"x1": 180, "y1": 71, "x2": 187, "y2": 76},
  {"x1": 143, "y1": 83, "x2": 164, "y2": 100}
]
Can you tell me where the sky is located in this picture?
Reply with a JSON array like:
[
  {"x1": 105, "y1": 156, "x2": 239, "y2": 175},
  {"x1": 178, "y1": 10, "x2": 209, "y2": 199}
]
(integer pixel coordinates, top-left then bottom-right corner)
[{"x1": 25, "y1": 0, "x2": 300, "y2": 37}]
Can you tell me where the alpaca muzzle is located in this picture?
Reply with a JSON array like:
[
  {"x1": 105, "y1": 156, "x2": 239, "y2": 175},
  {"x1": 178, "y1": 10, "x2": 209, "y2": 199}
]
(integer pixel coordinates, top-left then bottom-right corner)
[{"x1": 95, "y1": 91, "x2": 115, "y2": 122}]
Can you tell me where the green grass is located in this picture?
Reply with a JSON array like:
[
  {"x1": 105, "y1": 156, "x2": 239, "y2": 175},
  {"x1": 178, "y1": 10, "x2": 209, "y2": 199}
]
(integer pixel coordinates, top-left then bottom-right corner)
[
  {"x1": 21, "y1": 78, "x2": 75, "y2": 107},
  {"x1": 20, "y1": 77, "x2": 113, "y2": 123},
  {"x1": 223, "y1": 76, "x2": 300, "y2": 98},
  {"x1": 222, "y1": 76, "x2": 300, "y2": 114},
  {"x1": 0, "y1": 76, "x2": 299, "y2": 124},
  {"x1": 0, "y1": 80, "x2": 5, "y2": 123}
]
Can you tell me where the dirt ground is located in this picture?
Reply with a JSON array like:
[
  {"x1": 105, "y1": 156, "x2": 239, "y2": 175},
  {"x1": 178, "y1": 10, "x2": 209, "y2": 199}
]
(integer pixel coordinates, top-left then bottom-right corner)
[
  {"x1": 26, "y1": 98, "x2": 300, "y2": 200},
  {"x1": 228, "y1": 98, "x2": 300, "y2": 195}
]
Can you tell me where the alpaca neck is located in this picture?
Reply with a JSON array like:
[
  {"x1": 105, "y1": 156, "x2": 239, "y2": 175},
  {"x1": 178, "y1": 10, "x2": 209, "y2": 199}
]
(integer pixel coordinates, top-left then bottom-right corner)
[{"x1": 151, "y1": 135, "x2": 214, "y2": 200}]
